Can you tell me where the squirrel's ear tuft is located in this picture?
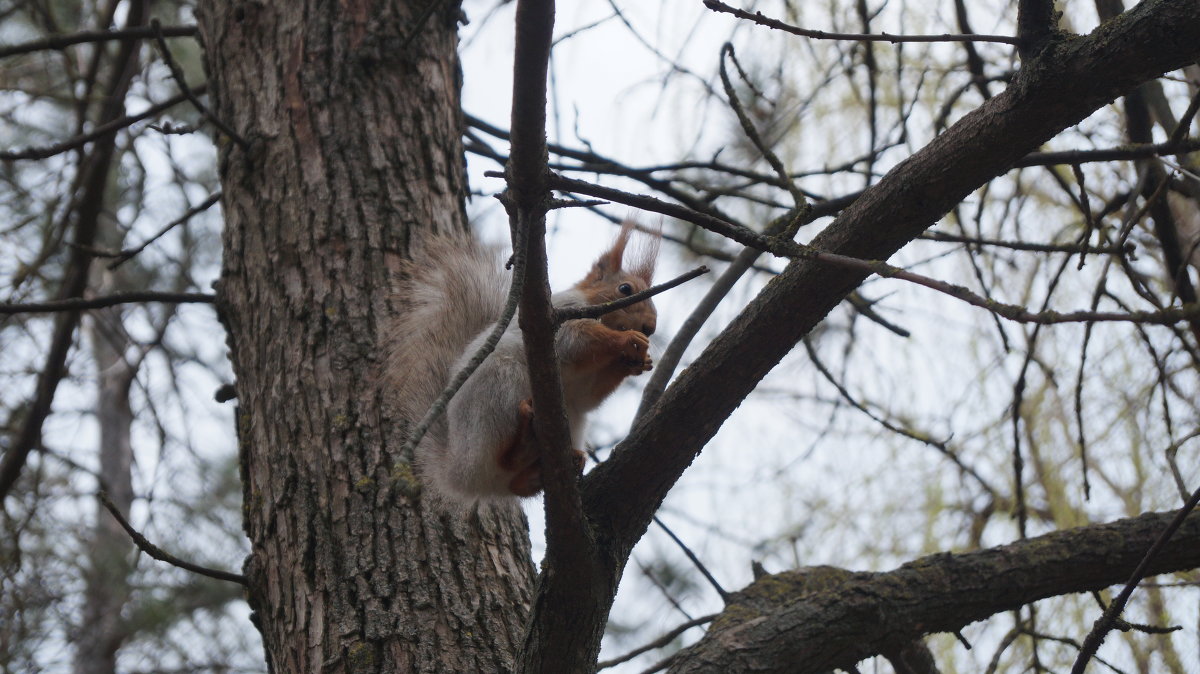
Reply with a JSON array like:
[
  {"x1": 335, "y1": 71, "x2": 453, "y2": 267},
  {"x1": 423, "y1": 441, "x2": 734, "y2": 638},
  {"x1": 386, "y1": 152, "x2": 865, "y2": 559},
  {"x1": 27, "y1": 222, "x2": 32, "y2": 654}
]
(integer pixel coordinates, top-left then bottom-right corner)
[
  {"x1": 587, "y1": 218, "x2": 658, "y2": 282},
  {"x1": 592, "y1": 220, "x2": 633, "y2": 275},
  {"x1": 628, "y1": 219, "x2": 659, "y2": 284}
]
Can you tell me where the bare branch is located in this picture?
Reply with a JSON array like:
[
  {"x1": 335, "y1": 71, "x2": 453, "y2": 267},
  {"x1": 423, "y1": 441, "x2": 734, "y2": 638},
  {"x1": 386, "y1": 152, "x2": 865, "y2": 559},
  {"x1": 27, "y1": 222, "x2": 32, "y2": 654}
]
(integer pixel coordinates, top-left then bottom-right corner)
[
  {"x1": 107, "y1": 192, "x2": 223, "y2": 269},
  {"x1": 0, "y1": 292, "x2": 216, "y2": 315},
  {"x1": 547, "y1": 173, "x2": 787, "y2": 255},
  {"x1": 652, "y1": 516, "x2": 728, "y2": 600},
  {"x1": 1071, "y1": 486, "x2": 1200, "y2": 674},
  {"x1": 921, "y1": 230, "x2": 1131, "y2": 255},
  {"x1": 149, "y1": 20, "x2": 248, "y2": 150},
  {"x1": 549, "y1": 173, "x2": 1200, "y2": 327},
  {"x1": 0, "y1": 88, "x2": 201, "y2": 161},
  {"x1": 0, "y1": 10, "x2": 149, "y2": 501},
  {"x1": 505, "y1": 0, "x2": 607, "y2": 669},
  {"x1": 635, "y1": 242, "x2": 766, "y2": 418},
  {"x1": 98, "y1": 492, "x2": 248, "y2": 586},
  {"x1": 718, "y1": 43, "x2": 808, "y2": 213},
  {"x1": 703, "y1": 0, "x2": 1020, "y2": 45},
  {"x1": 671, "y1": 510, "x2": 1200, "y2": 673},
  {"x1": 803, "y1": 339, "x2": 996, "y2": 496},
  {"x1": 0, "y1": 25, "x2": 197, "y2": 59},
  {"x1": 1017, "y1": 0, "x2": 1058, "y2": 56},
  {"x1": 596, "y1": 614, "x2": 716, "y2": 670},
  {"x1": 553, "y1": 266, "x2": 709, "y2": 323},
  {"x1": 1014, "y1": 138, "x2": 1200, "y2": 167},
  {"x1": 582, "y1": 0, "x2": 1200, "y2": 585},
  {"x1": 823, "y1": 251, "x2": 1200, "y2": 326}
]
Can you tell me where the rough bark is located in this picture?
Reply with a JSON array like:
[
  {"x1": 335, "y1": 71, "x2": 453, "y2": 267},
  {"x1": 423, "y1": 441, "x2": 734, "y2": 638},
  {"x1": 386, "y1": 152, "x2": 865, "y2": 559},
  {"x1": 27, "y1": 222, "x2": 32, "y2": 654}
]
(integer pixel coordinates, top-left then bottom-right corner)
[
  {"x1": 196, "y1": 1, "x2": 534, "y2": 672},
  {"x1": 670, "y1": 510, "x2": 1200, "y2": 673}
]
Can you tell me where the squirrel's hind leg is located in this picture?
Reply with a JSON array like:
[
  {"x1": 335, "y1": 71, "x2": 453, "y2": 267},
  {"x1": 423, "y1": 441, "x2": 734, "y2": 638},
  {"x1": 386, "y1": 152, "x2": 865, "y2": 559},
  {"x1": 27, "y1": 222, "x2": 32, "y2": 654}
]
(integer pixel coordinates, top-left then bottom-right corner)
[
  {"x1": 502, "y1": 399, "x2": 542, "y2": 496},
  {"x1": 501, "y1": 399, "x2": 587, "y2": 497}
]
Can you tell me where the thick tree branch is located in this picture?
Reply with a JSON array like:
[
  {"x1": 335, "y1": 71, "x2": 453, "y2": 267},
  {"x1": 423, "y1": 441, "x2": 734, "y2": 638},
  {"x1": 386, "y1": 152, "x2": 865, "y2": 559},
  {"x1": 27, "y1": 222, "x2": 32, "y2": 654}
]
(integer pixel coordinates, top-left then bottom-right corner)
[
  {"x1": 669, "y1": 510, "x2": 1200, "y2": 673},
  {"x1": 505, "y1": 0, "x2": 611, "y2": 671},
  {"x1": 579, "y1": 0, "x2": 1200, "y2": 625},
  {"x1": 508, "y1": 0, "x2": 580, "y2": 550},
  {"x1": 1016, "y1": 0, "x2": 1058, "y2": 57}
]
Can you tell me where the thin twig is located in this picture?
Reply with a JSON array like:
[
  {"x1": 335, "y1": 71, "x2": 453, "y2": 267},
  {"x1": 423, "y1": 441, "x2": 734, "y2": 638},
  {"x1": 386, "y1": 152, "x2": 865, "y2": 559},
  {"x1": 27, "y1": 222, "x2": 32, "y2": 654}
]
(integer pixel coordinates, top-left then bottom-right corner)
[
  {"x1": 0, "y1": 291, "x2": 215, "y2": 315},
  {"x1": 0, "y1": 27, "x2": 145, "y2": 501},
  {"x1": 803, "y1": 338, "x2": 996, "y2": 496},
  {"x1": 585, "y1": 447, "x2": 729, "y2": 605},
  {"x1": 1070, "y1": 484, "x2": 1200, "y2": 674},
  {"x1": 652, "y1": 516, "x2": 728, "y2": 600},
  {"x1": 1015, "y1": 138, "x2": 1200, "y2": 167},
  {"x1": 108, "y1": 192, "x2": 222, "y2": 269},
  {"x1": 1087, "y1": 592, "x2": 1183, "y2": 635},
  {"x1": 806, "y1": 252, "x2": 1200, "y2": 326},
  {"x1": 920, "y1": 231, "x2": 1128, "y2": 255},
  {"x1": 546, "y1": 173, "x2": 790, "y2": 256},
  {"x1": 1165, "y1": 431, "x2": 1200, "y2": 503},
  {"x1": 550, "y1": 173, "x2": 1200, "y2": 327},
  {"x1": 1167, "y1": 89, "x2": 1200, "y2": 147},
  {"x1": 704, "y1": 0, "x2": 1020, "y2": 45},
  {"x1": 596, "y1": 614, "x2": 716, "y2": 670},
  {"x1": 635, "y1": 652, "x2": 678, "y2": 674},
  {"x1": 718, "y1": 43, "x2": 808, "y2": 213},
  {"x1": 1074, "y1": 262, "x2": 1111, "y2": 501},
  {"x1": 634, "y1": 211, "x2": 801, "y2": 419},
  {"x1": 469, "y1": 112, "x2": 863, "y2": 196},
  {"x1": 0, "y1": 24, "x2": 197, "y2": 59},
  {"x1": 1019, "y1": 629, "x2": 1128, "y2": 674},
  {"x1": 554, "y1": 266, "x2": 709, "y2": 323},
  {"x1": 98, "y1": 492, "x2": 248, "y2": 586},
  {"x1": 0, "y1": 88, "x2": 200, "y2": 161},
  {"x1": 150, "y1": 20, "x2": 249, "y2": 150}
]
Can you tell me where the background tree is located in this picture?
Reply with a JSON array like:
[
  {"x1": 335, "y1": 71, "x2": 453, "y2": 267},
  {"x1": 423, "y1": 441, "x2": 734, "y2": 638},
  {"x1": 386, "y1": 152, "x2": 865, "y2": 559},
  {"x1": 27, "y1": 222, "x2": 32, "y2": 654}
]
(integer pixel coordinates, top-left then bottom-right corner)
[
  {"x1": 2, "y1": 0, "x2": 1200, "y2": 672},
  {"x1": 1, "y1": 1, "x2": 255, "y2": 671}
]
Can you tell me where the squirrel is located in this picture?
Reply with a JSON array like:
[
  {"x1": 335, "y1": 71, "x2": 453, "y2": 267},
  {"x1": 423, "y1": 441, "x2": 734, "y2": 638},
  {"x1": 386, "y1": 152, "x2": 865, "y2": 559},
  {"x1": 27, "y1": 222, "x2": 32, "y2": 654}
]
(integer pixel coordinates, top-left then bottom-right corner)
[{"x1": 387, "y1": 221, "x2": 658, "y2": 503}]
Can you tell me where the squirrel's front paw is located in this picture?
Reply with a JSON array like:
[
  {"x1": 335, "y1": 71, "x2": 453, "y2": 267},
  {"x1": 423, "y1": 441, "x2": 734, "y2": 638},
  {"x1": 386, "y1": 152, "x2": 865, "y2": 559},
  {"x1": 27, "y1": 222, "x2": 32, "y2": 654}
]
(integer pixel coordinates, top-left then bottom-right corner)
[{"x1": 619, "y1": 330, "x2": 653, "y2": 374}]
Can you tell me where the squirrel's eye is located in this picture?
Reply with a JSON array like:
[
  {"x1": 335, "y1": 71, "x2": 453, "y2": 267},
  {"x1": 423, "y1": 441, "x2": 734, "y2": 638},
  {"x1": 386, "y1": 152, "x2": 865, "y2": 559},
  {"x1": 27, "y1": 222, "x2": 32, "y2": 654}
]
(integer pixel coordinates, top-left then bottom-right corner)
[{"x1": 618, "y1": 283, "x2": 633, "y2": 296}]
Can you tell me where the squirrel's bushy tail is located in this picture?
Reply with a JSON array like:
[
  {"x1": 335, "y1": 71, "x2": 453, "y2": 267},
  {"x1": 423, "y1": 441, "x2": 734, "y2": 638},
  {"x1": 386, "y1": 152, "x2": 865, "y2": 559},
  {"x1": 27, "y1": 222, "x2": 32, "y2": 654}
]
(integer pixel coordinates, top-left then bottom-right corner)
[{"x1": 386, "y1": 233, "x2": 508, "y2": 440}]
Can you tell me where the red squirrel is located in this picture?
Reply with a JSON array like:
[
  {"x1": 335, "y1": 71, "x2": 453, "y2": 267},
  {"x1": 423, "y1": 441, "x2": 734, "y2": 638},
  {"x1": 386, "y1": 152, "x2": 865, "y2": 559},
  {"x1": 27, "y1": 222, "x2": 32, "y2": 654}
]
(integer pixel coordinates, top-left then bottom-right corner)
[{"x1": 388, "y1": 221, "x2": 658, "y2": 503}]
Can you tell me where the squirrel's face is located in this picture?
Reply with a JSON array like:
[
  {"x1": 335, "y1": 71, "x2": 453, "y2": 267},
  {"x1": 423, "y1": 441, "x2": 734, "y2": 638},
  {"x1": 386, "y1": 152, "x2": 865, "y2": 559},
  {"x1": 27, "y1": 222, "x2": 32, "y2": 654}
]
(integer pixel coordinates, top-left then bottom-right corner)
[
  {"x1": 599, "y1": 279, "x2": 657, "y2": 336},
  {"x1": 583, "y1": 219, "x2": 660, "y2": 336}
]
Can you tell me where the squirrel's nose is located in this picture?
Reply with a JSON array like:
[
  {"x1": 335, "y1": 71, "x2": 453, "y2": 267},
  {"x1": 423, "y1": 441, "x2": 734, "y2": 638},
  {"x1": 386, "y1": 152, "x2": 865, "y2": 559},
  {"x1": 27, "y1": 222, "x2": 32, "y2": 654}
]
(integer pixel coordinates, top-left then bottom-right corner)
[{"x1": 642, "y1": 322, "x2": 656, "y2": 337}]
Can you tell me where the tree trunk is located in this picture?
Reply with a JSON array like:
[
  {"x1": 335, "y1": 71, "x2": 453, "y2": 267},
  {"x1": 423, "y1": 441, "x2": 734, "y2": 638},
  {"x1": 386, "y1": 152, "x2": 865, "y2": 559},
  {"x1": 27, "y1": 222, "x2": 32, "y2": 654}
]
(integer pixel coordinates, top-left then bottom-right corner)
[
  {"x1": 196, "y1": 1, "x2": 534, "y2": 671},
  {"x1": 75, "y1": 300, "x2": 136, "y2": 674}
]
